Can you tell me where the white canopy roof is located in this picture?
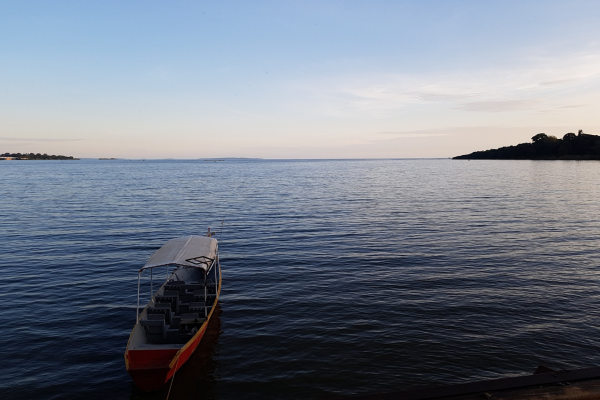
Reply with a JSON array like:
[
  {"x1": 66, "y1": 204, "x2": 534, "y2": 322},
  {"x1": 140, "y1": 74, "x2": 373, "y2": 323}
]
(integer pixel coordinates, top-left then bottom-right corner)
[{"x1": 141, "y1": 235, "x2": 218, "y2": 272}]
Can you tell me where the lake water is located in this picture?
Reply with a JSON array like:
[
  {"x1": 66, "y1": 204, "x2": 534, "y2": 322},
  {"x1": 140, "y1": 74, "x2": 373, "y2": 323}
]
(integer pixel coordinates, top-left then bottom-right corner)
[{"x1": 1, "y1": 159, "x2": 600, "y2": 400}]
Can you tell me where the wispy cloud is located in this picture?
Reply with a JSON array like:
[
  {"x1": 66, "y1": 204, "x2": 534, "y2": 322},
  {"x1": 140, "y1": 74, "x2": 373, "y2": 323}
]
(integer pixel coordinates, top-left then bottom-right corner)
[
  {"x1": 557, "y1": 104, "x2": 586, "y2": 109},
  {"x1": 377, "y1": 131, "x2": 451, "y2": 138},
  {"x1": 537, "y1": 104, "x2": 588, "y2": 114},
  {"x1": 296, "y1": 52, "x2": 600, "y2": 116},
  {"x1": 538, "y1": 79, "x2": 576, "y2": 86},
  {"x1": 458, "y1": 99, "x2": 541, "y2": 112}
]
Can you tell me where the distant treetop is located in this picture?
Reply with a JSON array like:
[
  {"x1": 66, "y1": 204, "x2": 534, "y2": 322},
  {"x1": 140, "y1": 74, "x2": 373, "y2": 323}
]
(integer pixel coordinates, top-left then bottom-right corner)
[
  {"x1": 0, "y1": 152, "x2": 78, "y2": 160},
  {"x1": 453, "y1": 130, "x2": 600, "y2": 160}
]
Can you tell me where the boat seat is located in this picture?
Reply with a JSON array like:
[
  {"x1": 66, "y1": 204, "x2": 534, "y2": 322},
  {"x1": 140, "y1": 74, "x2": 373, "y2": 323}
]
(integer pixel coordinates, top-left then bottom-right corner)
[
  {"x1": 154, "y1": 297, "x2": 177, "y2": 315},
  {"x1": 180, "y1": 313, "x2": 201, "y2": 321},
  {"x1": 193, "y1": 289, "x2": 216, "y2": 298},
  {"x1": 189, "y1": 301, "x2": 205, "y2": 309},
  {"x1": 178, "y1": 303, "x2": 190, "y2": 314},
  {"x1": 156, "y1": 290, "x2": 179, "y2": 313},
  {"x1": 164, "y1": 290, "x2": 180, "y2": 312},
  {"x1": 193, "y1": 291, "x2": 216, "y2": 304},
  {"x1": 179, "y1": 313, "x2": 206, "y2": 335},
  {"x1": 140, "y1": 314, "x2": 167, "y2": 343},
  {"x1": 148, "y1": 303, "x2": 172, "y2": 325},
  {"x1": 179, "y1": 293, "x2": 194, "y2": 303},
  {"x1": 189, "y1": 301, "x2": 211, "y2": 316},
  {"x1": 165, "y1": 281, "x2": 187, "y2": 294},
  {"x1": 183, "y1": 283, "x2": 203, "y2": 292},
  {"x1": 165, "y1": 328, "x2": 181, "y2": 343}
]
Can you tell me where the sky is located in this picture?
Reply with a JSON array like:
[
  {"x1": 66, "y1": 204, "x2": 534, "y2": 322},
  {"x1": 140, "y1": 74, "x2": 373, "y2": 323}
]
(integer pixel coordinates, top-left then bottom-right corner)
[{"x1": 1, "y1": 1, "x2": 600, "y2": 158}]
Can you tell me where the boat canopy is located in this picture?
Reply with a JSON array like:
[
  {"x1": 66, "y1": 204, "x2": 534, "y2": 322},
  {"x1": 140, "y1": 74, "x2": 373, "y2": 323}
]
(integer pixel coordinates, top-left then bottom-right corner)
[{"x1": 141, "y1": 235, "x2": 217, "y2": 272}]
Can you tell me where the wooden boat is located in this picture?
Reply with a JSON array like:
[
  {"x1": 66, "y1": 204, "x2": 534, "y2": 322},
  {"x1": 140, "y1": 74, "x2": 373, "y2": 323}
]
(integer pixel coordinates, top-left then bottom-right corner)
[{"x1": 124, "y1": 234, "x2": 222, "y2": 391}]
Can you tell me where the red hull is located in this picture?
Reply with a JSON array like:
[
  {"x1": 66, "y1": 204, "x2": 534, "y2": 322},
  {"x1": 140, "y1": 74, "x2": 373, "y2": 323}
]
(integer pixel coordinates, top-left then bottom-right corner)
[{"x1": 126, "y1": 322, "x2": 209, "y2": 391}]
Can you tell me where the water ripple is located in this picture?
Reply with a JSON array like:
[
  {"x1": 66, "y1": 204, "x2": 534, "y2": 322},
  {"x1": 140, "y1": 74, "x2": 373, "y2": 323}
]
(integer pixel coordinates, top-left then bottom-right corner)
[{"x1": 1, "y1": 159, "x2": 600, "y2": 399}]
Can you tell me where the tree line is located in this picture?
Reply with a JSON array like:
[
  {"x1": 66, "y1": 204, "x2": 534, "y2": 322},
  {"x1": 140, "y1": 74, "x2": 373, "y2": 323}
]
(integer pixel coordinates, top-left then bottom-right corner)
[
  {"x1": 1, "y1": 152, "x2": 78, "y2": 160},
  {"x1": 454, "y1": 130, "x2": 600, "y2": 160}
]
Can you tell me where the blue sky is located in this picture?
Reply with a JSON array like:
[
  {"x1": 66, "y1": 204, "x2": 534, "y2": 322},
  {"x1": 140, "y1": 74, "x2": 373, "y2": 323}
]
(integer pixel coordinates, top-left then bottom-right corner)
[{"x1": 2, "y1": 1, "x2": 600, "y2": 158}]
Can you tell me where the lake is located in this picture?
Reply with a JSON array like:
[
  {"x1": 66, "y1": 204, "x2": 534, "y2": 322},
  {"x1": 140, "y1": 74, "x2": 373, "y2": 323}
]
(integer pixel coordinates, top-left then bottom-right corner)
[{"x1": 1, "y1": 159, "x2": 600, "y2": 400}]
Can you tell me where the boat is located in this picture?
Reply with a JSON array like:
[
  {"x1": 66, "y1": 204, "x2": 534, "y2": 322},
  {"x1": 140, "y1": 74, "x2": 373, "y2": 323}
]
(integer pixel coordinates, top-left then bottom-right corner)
[{"x1": 124, "y1": 233, "x2": 222, "y2": 391}]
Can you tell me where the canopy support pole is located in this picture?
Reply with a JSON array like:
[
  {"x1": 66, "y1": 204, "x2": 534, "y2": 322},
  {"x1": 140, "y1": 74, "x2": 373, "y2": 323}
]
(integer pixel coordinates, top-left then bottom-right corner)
[
  {"x1": 204, "y1": 271, "x2": 208, "y2": 317},
  {"x1": 136, "y1": 271, "x2": 141, "y2": 322},
  {"x1": 150, "y1": 268, "x2": 153, "y2": 299}
]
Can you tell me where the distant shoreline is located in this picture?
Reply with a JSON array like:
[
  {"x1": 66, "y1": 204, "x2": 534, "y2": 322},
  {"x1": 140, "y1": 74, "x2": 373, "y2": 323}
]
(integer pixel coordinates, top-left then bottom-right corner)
[
  {"x1": 454, "y1": 130, "x2": 600, "y2": 160},
  {"x1": 1, "y1": 152, "x2": 79, "y2": 160},
  {"x1": 455, "y1": 155, "x2": 600, "y2": 160}
]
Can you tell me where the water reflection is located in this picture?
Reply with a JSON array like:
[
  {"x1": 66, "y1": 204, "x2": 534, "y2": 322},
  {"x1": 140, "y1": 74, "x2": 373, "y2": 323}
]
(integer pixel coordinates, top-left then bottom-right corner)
[{"x1": 130, "y1": 304, "x2": 222, "y2": 400}]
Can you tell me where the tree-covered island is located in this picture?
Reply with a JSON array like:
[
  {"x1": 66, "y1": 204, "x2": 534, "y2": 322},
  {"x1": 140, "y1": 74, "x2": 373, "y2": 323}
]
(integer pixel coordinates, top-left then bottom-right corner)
[
  {"x1": 454, "y1": 130, "x2": 600, "y2": 160},
  {"x1": 0, "y1": 152, "x2": 79, "y2": 160}
]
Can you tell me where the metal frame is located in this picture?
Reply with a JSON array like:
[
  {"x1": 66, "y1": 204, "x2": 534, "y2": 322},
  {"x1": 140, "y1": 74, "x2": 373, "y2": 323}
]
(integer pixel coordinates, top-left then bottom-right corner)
[
  {"x1": 135, "y1": 255, "x2": 218, "y2": 322},
  {"x1": 137, "y1": 256, "x2": 214, "y2": 274}
]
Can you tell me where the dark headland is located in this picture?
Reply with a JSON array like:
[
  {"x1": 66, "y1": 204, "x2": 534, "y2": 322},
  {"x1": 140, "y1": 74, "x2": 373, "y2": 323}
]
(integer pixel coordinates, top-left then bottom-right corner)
[
  {"x1": 1, "y1": 152, "x2": 79, "y2": 160},
  {"x1": 453, "y1": 130, "x2": 600, "y2": 160}
]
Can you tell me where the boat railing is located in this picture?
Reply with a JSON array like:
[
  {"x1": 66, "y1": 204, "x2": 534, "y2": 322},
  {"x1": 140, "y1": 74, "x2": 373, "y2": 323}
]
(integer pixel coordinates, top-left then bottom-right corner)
[{"x1": 136, "y1": 254, "x2": 220, "y2": 323}]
